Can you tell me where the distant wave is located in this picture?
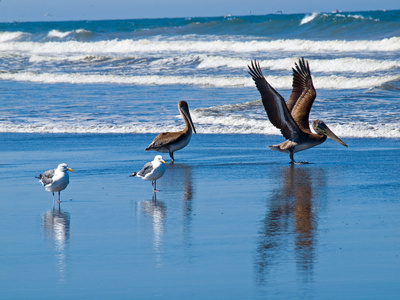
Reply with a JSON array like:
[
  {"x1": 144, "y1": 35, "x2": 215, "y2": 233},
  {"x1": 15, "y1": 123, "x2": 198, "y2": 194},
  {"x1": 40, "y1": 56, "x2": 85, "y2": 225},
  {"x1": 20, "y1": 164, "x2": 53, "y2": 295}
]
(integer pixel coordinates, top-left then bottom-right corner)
[
  {"x1": 0, "y1": 71, "x2": 398, "y2": 89},
  {"x1": 1, "y1": 37, "x2": 400, "y2": 54},
  {"x1": 197, "y1": 56, "x2": 400, "y2": 73},
  {"x1": 0, "y1": 31, "x2": 30, "y2": 42},
  {"x1": 46, "y1": 29, "x2": 94, "y2": 40},
  {"x1": 0, "y1": 118, "x2": 398, "y2": 137},
  {"x1": 300, "y1": 12, "x2": 319, "y2": 25},
  {"x1": 17, "y1": 54, "x2": 400, "y2": 74},
  {"x1": 47, "y1": 30, "x2": 71, "y2": 39}
]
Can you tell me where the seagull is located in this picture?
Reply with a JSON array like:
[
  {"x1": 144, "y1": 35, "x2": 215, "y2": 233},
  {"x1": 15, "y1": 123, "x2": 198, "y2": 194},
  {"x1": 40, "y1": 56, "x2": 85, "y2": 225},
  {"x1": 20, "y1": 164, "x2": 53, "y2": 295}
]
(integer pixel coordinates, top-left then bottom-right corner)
[
  {"x1": 130, "y1": 155, "x2": 166, "y2": 193},
  {"x1": 145, "y1": 101, "x2": 196, "y2": 162},
  {"x1": 37, "y1": 163, "x2": 73, "y2": 207}
]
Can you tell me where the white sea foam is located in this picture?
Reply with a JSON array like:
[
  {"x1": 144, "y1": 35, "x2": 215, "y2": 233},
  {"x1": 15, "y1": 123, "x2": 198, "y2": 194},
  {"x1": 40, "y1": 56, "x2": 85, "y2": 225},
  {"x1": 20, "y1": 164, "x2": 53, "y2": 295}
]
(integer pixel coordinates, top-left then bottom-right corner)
[
  {"x1": 0, "y1": 31, "x2": 28, "y2": 42},
  {"x1": 198, "y1": 56, "x2": 400, "y2": 73},
  {"x1": 0, "y1": 71, "x2": 397, "y2": 89},
  {"x1": 1, "y1": 37, "x2": 400, "y2": 55},
  {"x1": 300, "y1": 12, "x2": 320, "y2": 25},
  {"x1": 47, "y1": 30, "x2": 72, "y2": 39},
  {"x1": 0, "y1": 118, "x2": 398, "y2": 137}
]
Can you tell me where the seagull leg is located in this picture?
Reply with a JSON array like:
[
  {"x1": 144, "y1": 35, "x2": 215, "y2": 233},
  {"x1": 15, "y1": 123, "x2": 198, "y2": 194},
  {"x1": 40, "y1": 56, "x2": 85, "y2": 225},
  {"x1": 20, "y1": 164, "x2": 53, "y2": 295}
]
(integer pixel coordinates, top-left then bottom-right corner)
[
  {"x1": 52, "y1": 192, "x2": 55, "y2": 207},
  {"x1": 58, "y1": 191, "x2": 61, "y2": 204},
  {"x1": 152, "y1": 180, "x2": 159, "y2": 193}
]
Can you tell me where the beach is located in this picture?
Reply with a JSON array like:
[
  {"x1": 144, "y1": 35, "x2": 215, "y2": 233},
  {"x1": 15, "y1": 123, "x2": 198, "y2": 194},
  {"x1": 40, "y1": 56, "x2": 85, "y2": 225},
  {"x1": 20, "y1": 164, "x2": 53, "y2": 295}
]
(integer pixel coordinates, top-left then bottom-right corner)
[
  {"x1": 0, "y1": 133, "x2": 399, "y2": 299},
  {"x1": 1, "y1": 10, "x2": 400, "y2": 299}
]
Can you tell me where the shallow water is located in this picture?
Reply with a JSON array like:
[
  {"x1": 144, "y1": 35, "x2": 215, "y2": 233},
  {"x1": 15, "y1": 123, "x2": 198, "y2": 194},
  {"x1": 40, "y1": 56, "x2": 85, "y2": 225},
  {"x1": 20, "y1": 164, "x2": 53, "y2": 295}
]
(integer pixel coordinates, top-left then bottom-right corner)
[{"x1": 0, "y1": 133, "x2": 399, "y2": 299}]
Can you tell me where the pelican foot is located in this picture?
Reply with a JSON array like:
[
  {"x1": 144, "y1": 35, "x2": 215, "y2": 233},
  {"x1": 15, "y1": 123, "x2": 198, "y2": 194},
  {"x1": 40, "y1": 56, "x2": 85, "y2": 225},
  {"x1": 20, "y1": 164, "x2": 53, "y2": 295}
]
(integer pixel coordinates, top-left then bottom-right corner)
[{"x1": 290, "y1": 161, "x2": 310, "y2": 165}]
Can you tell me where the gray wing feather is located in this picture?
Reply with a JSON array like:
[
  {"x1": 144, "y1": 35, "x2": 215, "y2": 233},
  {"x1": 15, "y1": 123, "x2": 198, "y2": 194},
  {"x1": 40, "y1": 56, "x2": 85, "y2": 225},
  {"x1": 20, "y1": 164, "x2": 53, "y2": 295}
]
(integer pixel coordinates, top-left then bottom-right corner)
[
  {"x1": 40, "y1": 169, "x2": 55, "y2": 186},
  {"x1": 137, "y1": 162, "x2": 153, "y2": 177}
]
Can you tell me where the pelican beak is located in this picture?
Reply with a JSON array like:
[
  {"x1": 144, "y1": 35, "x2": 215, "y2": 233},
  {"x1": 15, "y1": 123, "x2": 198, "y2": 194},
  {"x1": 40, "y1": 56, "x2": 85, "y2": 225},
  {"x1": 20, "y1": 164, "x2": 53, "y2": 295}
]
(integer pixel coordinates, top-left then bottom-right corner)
[
  {"x1": 182, "y1": 107, "x2": 196, "y2": 134},
  {"x1": 67, "y1": 167, "x2": 73, "y2": 172},
  {"x1": 316, "y1": 122, "x2": 348, "y2": 147}
]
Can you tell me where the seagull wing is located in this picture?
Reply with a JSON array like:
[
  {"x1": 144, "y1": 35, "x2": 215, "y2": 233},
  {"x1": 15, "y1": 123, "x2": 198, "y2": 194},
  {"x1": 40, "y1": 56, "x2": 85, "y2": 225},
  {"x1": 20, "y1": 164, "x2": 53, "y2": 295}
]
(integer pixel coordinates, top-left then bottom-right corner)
[
  {"x1": 248, "y1": 60, "x2": 302, "y2": 141},
  {"x1": 40, "y1": 169, "x2": 55, "y2": 186},
  {"x1": 137, "y1": 162, "x2": 154, "y2": 177}
]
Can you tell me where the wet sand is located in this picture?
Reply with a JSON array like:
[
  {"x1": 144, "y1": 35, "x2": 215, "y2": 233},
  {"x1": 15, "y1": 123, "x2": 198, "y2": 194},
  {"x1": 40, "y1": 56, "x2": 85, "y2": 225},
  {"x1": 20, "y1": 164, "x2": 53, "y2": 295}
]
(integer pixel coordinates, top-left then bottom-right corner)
[{"x1": 0, "y1": 133, "x2": 399, "y2": 299}]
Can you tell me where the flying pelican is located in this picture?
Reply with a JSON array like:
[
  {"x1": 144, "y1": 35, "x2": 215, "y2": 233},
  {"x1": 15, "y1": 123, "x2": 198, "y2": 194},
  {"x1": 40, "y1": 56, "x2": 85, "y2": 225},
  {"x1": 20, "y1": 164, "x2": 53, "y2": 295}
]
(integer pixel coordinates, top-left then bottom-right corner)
[
  {"x1": 145, "y1": 101, "x2": 196, "y2": 162},
  {"x1": 248, "y1": 58, "x2": 347, "y2": 163},
  {"x1": 37, "y1": 163, "x2": 73, "y2": 206},
  {"x1": 130, "y1": 155, "x2": 166, "y2": 193}
]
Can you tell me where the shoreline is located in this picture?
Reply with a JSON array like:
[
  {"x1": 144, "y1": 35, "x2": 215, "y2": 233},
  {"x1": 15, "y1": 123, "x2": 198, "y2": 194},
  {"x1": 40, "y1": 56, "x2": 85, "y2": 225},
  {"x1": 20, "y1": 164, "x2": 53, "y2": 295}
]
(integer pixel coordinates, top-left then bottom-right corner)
[{"x1": 0, "y1": 133, "x2": 399, "y2": 299}]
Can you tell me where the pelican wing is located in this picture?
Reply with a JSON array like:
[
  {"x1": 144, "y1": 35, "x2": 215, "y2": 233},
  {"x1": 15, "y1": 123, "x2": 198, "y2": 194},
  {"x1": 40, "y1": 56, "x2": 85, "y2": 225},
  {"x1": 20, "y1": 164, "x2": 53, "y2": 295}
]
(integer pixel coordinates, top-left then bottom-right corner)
[
  {"x1": 286, "y1": 58, "x2": 316, "y2": 132},
  {"x1": 248, "y1": 60, "x2": 301, "y2": 141},
  {"x1": 146, "y1": 131, "x2": 183, "y2": 150}
]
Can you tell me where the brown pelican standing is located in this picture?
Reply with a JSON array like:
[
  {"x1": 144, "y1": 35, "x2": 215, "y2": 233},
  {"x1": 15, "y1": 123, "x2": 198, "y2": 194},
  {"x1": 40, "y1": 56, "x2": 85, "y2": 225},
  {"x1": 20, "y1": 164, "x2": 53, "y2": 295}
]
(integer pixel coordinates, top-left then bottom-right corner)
[
  {"x1": 145, "y1": 101, "x2": 196, "y2": 161},
  {"x1": 248, "y1": 58, "x2": 347, "y2": 163}
]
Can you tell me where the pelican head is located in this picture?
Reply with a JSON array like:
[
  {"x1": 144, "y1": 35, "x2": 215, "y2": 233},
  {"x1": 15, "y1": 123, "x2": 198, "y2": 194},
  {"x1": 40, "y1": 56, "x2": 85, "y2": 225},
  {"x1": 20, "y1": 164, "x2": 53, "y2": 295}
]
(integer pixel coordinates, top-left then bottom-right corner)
[
  {"x1": 312, "y1": 120, "x2": 348, "y2": 147},
  {"x1": 179, "y1": 101, "x2": 196, "y2": 134}
]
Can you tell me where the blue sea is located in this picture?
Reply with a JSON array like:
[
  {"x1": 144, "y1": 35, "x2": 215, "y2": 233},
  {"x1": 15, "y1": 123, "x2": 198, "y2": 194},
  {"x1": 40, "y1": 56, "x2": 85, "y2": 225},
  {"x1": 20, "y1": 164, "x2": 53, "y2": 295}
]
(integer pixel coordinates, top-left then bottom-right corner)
[
  {"x1": 1, "y1": 10, "x2": 400, "y2": 137},
  {"x1": 1, "y1": 10, "x2": 400, "y2": 300}
]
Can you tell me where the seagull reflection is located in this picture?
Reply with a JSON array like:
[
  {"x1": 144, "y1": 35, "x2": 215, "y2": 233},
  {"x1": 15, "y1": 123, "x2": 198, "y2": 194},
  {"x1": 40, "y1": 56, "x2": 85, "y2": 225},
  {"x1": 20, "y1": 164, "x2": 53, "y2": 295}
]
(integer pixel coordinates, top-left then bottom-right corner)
[
  {"x1": 41, "y1": 209, "x2": 70, "y2": 284},
  {"x1": 134, "y1": 163, "x2": 195, "y2": 266},
  {"x1": 255, "y1": 165, "x2": 325, "y2": 284},
  {"x1": 136, "y1": 195, "x2": 167, "y2": 267}
]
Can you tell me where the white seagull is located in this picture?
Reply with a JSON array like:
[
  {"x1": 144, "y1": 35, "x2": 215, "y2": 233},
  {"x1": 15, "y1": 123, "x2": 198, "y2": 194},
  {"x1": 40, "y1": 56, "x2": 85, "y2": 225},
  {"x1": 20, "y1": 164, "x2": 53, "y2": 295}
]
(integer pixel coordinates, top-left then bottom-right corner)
[
  {"x1": 37, "y1": 163, "x2": 73, "y2": 206},
  {"x1": 130, "y1": 155, "x2": 166, "y2": 193}
]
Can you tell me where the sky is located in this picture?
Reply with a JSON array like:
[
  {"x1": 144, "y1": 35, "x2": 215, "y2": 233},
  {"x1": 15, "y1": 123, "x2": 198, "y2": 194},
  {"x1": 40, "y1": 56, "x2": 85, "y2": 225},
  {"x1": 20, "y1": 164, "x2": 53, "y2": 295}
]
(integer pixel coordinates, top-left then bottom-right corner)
[{"x1": 0, "y1": 0, "x2": 398, "y2": 22}]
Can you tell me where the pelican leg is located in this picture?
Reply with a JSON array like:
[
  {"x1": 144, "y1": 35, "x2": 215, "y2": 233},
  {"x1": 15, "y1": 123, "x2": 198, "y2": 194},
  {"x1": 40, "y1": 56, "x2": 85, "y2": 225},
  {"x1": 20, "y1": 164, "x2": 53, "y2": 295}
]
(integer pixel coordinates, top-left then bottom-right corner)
[
  {"x1": 289, "y1": 153, "x2": 296, "y2": 164},
  {"x1": 169, "y1": 152, "x2": 174, "y2": 162}
]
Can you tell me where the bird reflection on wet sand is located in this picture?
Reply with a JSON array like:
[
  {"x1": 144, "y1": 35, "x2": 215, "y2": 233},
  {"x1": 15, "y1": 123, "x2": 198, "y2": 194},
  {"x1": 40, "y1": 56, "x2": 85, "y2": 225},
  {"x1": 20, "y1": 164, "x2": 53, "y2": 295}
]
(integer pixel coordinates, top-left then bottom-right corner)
[
  {"x1": 255, "y1": 165, "x2": 325, "y2": 284},
  {"x1": 164, "y1": 163, "x2": 195, "y2": 251},
  {"x1": 136, "y1": 193, "x2": 166, "y2": 267},
  {"x1": 41, "y1": 209, "x2": 70, "y2": 284},
  {"x1": 134, "y1": 163, "x2": 194, "y2": 266}
]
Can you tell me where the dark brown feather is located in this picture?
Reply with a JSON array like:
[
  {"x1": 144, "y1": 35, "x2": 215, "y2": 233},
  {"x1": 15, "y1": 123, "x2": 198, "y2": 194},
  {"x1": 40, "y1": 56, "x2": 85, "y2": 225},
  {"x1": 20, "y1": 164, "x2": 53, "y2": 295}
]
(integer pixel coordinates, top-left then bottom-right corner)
[
  {"x1": 248, "y1": 60, "x2": 302, "y2": 142},
  {"x1": 287, "y1": 58, "x2": 316, "y2": 132}
]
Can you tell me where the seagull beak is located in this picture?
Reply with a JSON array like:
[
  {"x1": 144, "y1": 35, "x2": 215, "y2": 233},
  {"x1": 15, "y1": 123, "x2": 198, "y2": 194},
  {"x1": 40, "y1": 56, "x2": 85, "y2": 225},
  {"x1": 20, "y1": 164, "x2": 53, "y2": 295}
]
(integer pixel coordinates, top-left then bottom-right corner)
[
  {"x1": 161, "y1": 160, "x2": 166, "y2": 164},
  {"x1": 67, "y1": 168, "x2": 73, "y2": 172},
  {"x1": 317, "y1": 123, "x2": 348, "y2": 147}
]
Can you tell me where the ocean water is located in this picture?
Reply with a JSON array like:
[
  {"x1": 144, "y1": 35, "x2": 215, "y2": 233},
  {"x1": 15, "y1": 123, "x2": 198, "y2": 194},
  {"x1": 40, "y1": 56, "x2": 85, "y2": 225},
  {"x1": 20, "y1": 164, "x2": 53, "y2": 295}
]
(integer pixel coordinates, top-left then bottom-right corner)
[
  {"x1": 1, "y1": 10, "x2": 400, "y2": 137},
  {"x1": 1, "y1": 10, "x2": 400, "y2": 300}
]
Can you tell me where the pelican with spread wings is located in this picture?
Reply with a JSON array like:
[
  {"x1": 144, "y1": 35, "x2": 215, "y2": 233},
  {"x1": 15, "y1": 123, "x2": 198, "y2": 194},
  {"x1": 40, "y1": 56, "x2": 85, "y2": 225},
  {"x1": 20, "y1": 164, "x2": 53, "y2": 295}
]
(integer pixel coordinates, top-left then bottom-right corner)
[{"x1": 248, "y1": 58, "x2": 347, "y2": 163}]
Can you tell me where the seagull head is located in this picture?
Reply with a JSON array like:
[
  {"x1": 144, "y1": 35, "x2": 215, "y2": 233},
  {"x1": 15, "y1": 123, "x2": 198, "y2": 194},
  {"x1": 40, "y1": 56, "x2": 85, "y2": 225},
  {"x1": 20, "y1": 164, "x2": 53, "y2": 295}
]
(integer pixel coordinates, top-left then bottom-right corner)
[
  {"x1": 58, "y1": 163, "x2": 73, "y2": 172},
  {"x1": 154, "y1": 155, "x2": 166, "y2": 164}
]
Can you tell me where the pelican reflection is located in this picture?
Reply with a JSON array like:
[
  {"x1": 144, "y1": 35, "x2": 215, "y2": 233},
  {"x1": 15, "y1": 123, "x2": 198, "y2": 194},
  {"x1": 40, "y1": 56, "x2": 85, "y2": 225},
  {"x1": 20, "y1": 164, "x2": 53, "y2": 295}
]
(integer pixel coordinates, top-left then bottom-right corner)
[
  {"x1": 41, "y1": 209, "x2": 70, "y2": 284},
  {"x1": 255, "y1": 165, "x2": 325, "y2": 284},
  {"x1": 164, "y1": 163, "x2": 195, "y2": 249}
]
